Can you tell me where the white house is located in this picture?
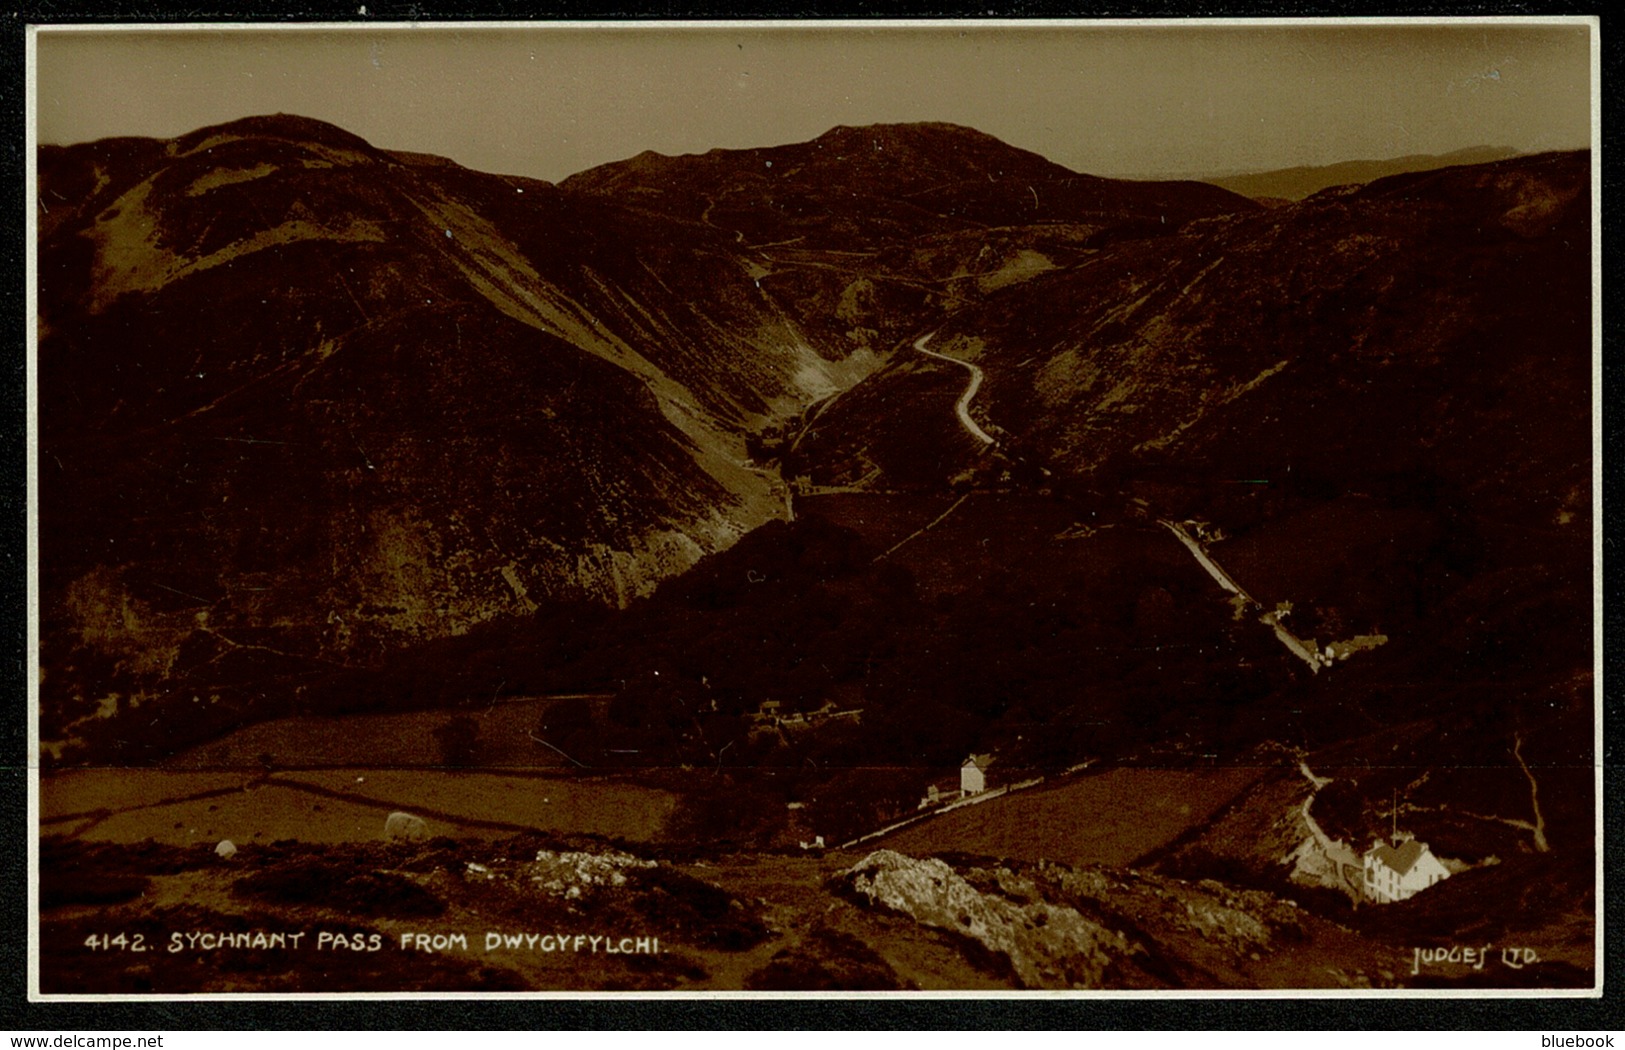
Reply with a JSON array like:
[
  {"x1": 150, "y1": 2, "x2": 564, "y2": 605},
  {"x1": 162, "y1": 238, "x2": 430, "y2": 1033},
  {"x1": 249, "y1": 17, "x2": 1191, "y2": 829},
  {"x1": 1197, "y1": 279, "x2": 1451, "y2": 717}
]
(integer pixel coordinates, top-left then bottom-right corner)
[
  {"x1": 1362, "y1": 837, "x2": 1451, "y2": 904},
  {"x1": 961, "y1": 754, "x2": 993, "y2": 796}
]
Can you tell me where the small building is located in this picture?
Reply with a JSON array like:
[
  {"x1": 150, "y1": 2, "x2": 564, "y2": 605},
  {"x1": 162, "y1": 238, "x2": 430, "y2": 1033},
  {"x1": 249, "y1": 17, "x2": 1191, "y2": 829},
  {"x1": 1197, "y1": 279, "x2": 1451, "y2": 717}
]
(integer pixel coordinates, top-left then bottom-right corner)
[
  {"x1": 961, "y1": 753, "x2": 993, "y2": 796},
  {"x1": 919, "y1": 780, "x2": 956, "y2": 809},
  {"x1": 1362, "y1": 837, "x2": 1451, "y2": 904}
]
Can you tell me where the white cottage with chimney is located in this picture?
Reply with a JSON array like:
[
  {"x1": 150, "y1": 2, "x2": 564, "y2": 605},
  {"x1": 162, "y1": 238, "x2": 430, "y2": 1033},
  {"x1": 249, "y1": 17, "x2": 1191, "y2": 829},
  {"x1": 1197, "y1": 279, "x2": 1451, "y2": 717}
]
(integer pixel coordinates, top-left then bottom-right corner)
[{"x1": 1362, "y1": 837, "x2": 1451, "y2": 904}]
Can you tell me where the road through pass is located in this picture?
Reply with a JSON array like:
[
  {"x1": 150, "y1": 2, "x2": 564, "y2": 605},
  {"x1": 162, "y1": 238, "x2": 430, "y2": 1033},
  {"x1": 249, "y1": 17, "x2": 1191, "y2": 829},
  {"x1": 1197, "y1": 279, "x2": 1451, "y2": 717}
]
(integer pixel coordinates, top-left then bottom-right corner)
[{"x1": 914, "y1": 331, "x2": 995, "y2": 446}]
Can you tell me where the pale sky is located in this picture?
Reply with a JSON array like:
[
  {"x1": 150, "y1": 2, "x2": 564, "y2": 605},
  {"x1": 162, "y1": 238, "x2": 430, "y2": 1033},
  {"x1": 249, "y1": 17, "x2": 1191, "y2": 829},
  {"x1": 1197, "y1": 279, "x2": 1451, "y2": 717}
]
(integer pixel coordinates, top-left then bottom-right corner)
[{"x1": 32, "y1": 21, "x2": 1595, "y2": 182}]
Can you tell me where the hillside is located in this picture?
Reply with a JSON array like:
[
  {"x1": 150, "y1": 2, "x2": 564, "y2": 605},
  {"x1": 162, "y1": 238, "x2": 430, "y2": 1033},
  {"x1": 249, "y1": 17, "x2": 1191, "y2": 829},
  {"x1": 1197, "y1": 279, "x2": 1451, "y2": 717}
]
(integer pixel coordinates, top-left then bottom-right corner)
[
  {"x1": 37, "y1": 115, "x2": 1591, "y2": 776},
  {"x1": 792, "y1": 152, "x2": 1591, "y2": 626},
  {"x1": 1202, "y1": 146, "x2": 1523, "y2": 201},
  {"x1": 39, "y1": 829, "x2": 1592, "y2": 993},
  {"x1": 37, "y1": 115, "x2": 1267, "y2": 762},
  {"x1": 34, "y1": 115, "x2": 1596, "y2": 992},
  {"x1": 779, "y1": 150, "x2": 1593, "y2": 910}
]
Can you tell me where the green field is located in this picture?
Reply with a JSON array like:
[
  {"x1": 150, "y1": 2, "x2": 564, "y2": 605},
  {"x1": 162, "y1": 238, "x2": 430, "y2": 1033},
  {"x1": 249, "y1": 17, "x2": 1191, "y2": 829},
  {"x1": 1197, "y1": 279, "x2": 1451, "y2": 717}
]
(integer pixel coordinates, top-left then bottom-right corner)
[
  {"x1": 875, "y1": 765, "x2": 1264, "y2": 868},
  {"x1": 162, "y1": 696, "x2": 592, "y2": 770},
  {"x1": 41, "y1": 767, "x2": 679, "y2": 846},
  {"x1": 281, "y1": 769, "x2": 678, "y2": 841},
  {"x1": 52, "y1": 781, "x2": 401, "y2": 845},
  {"x1": 41, "y1": 769, "x2": 250, "y2": 821}
]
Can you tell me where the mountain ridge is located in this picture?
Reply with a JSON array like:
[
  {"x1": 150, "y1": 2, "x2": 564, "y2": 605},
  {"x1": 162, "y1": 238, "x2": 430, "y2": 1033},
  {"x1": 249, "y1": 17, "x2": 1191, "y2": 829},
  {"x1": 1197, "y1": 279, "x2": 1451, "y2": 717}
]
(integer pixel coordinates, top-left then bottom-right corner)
[
  {"x1": 40, "y1": 113, "x2": 1259, "y2": 752},
  {"x1": 1201, "y1": 145, "x2": 1525, "y2": 201},
  {"x1": 35, "y1": 116, "x2": 1591, "y2": 794},
  {"x1": 562, "y1": 119, "x2": 1259, "y2": 246}
]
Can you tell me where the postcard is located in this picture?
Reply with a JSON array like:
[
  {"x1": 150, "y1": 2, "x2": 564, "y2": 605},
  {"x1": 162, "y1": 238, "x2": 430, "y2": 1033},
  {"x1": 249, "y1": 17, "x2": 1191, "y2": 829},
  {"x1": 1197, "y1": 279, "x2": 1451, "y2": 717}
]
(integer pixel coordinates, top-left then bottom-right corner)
[{"x1": 26, "y1": 18, "x2": 1600, "y2": 999}]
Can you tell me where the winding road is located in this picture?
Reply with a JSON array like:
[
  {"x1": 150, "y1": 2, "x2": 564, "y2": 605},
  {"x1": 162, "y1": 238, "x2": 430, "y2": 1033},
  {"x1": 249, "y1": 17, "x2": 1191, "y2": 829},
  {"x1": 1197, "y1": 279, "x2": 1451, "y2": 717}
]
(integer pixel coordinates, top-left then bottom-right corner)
[
  {"x1": 914, "y1": 331, "x2": 995, "y2": 446},
  {"x1": 1159, "y1": 518, "x2": 1325, "y2": 675}
]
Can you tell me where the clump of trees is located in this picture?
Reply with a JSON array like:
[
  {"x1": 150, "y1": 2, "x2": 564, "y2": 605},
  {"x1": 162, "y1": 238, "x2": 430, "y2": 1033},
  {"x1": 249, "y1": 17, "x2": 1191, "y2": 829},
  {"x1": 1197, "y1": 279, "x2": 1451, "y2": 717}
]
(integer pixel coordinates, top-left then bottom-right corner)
[
  {"x1": 432, "y1": 715, "x2": 480, "y2": 769},
  {"x1": 806, "y1": 767, "x2": 923, "y2": 847},
  {"x1": 661, "y1": 772, "x2": 792, "y2": 849}
]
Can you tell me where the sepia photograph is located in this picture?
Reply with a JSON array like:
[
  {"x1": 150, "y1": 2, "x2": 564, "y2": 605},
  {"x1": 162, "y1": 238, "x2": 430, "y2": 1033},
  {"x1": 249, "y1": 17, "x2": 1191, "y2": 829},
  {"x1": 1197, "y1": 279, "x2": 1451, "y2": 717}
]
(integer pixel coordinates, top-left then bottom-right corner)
[{"x1": 26, "y1": 18, "x2": 1599, "y2": 998}]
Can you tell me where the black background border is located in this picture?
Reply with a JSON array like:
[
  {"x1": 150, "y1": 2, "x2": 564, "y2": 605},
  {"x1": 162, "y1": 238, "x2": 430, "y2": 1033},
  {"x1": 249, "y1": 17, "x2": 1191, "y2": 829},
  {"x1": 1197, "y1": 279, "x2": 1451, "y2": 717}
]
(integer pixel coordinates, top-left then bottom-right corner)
[{"x1": 4, "y1": 0, "x2": 1617, "y2": 1031}]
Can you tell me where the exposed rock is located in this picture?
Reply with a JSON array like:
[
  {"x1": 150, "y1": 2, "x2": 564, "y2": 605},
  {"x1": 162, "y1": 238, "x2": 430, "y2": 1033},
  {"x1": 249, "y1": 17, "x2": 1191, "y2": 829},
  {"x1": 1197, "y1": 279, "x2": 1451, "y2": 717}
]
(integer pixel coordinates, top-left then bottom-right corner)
[
  {"x1": 383, "y1": 812, "x2": 429, "y2": 843},
  {"x1": 1031, "y1": 861, "x2": 1308, "y2": 984},
  {"x1": 1287, "y1": 800, "x2": 1366, "y2": 903},
  {"x1": 838, "y1": 849, "x2": 1325, "y2": 989},
  {"x1": 840, "y1": 849, "x2": 1130, "y2": 989},
  {"x1": 525, "y1": 848, "x2": 657, "y2": 899}
]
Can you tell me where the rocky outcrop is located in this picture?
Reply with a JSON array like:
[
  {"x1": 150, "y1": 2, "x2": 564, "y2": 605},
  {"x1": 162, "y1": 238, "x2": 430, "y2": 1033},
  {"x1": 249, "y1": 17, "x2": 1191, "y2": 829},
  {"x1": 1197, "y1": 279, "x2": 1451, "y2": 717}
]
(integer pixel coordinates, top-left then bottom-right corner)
[
  {"x1": 383, "y1": 812, "x2": 429, "y2": 843},
  {"x1": 1287, "y1": 795, "x2": 1367, "y2": 903},
  {"x1": 840, "y1": 849, "x2": 1322, "y2": 989},
  {"x1": 840, "y1": 849, "x2": 1131, "y2": 988},
  {"x1": 39, "y1": 828, "x2": 1593, "y2": 991},
  {"x1": 524, "y1": 848, "x2": 657, "y2": 900},
  {"x1": 1031, "y1": 863, "x2": 1308, "y2": 984}
]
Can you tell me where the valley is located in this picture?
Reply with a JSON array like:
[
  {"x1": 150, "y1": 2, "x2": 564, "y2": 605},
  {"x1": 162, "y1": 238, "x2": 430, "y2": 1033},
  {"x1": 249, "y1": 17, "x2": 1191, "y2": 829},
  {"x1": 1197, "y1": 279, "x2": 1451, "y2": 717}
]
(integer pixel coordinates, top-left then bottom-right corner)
[{"x1": 34, "y1": 114, "x2": 1595, "y2": 992}]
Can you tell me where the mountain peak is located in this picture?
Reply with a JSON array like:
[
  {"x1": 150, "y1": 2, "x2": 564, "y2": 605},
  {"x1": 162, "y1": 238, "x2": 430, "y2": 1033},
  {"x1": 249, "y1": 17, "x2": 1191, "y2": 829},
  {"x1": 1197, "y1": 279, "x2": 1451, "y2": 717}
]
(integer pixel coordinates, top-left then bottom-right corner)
[
  {"x1": 173, "y1": 112, "x2": 381, "y2": 156},
  {"x1": 814, "y1": 120, "x2": 1002, "y2": 143},
  {"x1": 808, "y1": 121, "x2": 1045, "y2": 164}
]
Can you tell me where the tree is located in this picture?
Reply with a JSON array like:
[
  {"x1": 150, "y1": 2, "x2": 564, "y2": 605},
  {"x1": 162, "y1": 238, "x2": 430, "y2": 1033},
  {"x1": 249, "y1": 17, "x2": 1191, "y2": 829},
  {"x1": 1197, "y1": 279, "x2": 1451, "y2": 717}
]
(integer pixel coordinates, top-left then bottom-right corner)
[
  {"x1": 810, "y1": 767, "x2": 921, "y2": 846},
  {"x1": 664, "y1": 773, "x2": 786, "y2": 847},
  {"x1": 432, "y1": 715, "x2": 481, "y2": 769},
  {"x1": 538, "y1": 696, "x2": 593, "y2": 737}
]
